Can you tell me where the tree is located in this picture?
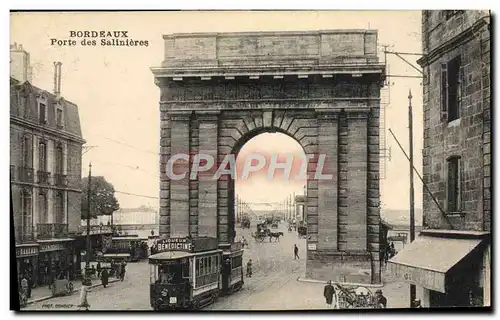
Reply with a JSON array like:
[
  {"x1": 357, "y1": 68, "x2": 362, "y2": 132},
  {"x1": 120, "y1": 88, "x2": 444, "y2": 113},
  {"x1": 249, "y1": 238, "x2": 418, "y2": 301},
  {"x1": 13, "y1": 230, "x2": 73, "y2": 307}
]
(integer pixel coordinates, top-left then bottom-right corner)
[{"x1": 81, "y1": 176, "x2": 119, "y2": 220}]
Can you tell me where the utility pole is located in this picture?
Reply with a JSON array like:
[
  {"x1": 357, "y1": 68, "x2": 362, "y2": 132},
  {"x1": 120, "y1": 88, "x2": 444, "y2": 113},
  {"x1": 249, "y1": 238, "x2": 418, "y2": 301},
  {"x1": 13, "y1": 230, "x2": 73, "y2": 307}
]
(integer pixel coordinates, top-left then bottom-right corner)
[
  {"x1": 408, "y1": 90, "x2": 416, "y2": 307},
  {"x1": 85, "y1": 162, "x2": 92, "y2": 284},
  {"x1": 293, "y1": 192, "x2": 296, "y2": 220}
]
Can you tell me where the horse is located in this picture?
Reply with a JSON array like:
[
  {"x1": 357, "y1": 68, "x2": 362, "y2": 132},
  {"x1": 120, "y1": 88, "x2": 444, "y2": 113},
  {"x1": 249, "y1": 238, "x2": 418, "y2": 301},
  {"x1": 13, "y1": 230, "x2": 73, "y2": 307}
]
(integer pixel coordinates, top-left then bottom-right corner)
[{"x1": 269, "y1": 232, "x2": 284, "y2": 242}]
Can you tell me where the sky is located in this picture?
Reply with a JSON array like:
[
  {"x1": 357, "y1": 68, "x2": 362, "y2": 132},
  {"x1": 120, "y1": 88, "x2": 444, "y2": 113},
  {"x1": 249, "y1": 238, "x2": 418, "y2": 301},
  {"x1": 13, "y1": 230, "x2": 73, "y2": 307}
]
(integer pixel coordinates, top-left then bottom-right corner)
[{"x1": 10, "y1": 11, "x2": 424, "y2": 215}]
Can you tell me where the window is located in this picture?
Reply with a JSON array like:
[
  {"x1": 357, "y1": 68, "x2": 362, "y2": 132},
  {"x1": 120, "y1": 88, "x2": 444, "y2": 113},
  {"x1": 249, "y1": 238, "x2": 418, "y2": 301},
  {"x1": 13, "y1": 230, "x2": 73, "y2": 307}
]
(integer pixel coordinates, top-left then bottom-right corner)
[
  {"x1": 441, "y1": 56, "x2": 462, "y2": 122},
  {"x1": 55, "y1": 191, "x2": 64, "y2": 223},
  {"x1": 39, "y1": 103, "x2": 47, "y2": 124},
  {"x1": 56, "y1": 108, "x2": 63, "y2": 128},
  {"x1": 22, "y1": 135, "x2": 31, "y2": 168},
  {"x1": 39, "y1": 141, "x2": 47, "y2": 172},
  {"x1": 56, "y1": 144, "x2": 64, "y2": 174},
  {"x1": 38, "y1": 191, "x2": 48, "y2": 223},
  {"x1": 21, "y1": 189, "x2": 32, "y2": 236},
  {"x1": 447, "y1": 157, "x2": 461, "y2": 213}
]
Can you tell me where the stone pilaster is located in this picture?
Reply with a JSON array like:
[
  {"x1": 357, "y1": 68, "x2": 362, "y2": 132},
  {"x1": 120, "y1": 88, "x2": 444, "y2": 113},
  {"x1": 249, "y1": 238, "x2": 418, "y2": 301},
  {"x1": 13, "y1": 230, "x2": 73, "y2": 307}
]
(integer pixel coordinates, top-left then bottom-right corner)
[
  {"x1": 316, "y1": 110, "x2": 339, "y2": 251},
  {"x1": 196, "y1": 111, "x2": 219, "y2": 239},
  {"x1": 189, "y1": 118, "x2": 199, "y2": 238},
  {"x1": 337, "y1": 111, "x2": 348, "y2": 251},
  {"x1": 367, "y1": 106, "x2": 381, "y2": 284},
  {"x1": 159, "y1": 111, "x2": 171, "y2": 237},
  {"x1": 168, "y1": 111, "x2": 192, "y2": 237},
  {"x1": 345, "y1": 109, "x2": 368, "y2": 251}
]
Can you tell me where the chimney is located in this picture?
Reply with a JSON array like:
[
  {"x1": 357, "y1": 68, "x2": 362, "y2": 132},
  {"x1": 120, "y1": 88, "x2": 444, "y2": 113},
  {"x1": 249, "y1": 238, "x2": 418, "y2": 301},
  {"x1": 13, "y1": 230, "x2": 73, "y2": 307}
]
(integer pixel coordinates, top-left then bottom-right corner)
[
  {"x1": 10, "y1": 43, "x2": 31, "y2": 83},
  {"x1": 53, "y1": 61, "x2": 62, "y2": 96}
]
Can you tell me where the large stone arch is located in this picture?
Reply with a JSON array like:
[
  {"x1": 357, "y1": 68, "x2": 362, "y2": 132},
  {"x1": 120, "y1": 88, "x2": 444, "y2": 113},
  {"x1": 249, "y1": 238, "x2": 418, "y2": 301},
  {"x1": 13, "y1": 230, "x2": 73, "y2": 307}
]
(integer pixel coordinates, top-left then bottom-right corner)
[{"x1": 153, "y1": 30, "x2": 385, "y2": 284}]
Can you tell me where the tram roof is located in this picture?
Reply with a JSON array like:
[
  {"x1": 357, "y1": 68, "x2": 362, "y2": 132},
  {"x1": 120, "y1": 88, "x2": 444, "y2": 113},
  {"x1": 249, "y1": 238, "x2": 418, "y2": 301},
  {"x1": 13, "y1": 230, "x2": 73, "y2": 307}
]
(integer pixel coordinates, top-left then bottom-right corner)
[
  {"x1": 149, "y1": 249, "x2": 223, "y2": 261},
  {"x1": 112, "y1": 237, "x2": 148, "y2": 241}
]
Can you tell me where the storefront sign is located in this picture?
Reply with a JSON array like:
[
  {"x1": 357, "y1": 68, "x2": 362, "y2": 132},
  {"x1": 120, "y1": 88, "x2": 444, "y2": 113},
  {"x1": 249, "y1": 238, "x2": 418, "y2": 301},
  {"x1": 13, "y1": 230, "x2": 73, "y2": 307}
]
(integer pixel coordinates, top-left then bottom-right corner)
[
  {"x1": 388, "y1": 262, "x2": 446, "y2": 293},
  {"x1": 40, "y1": 242, "x2": 66, "y2": 252},
  {"x1": 16, "y1": 246, "x2": 38, "y2": 258},
  {"x1": 307, "y1": 243, "x2": 317, "y2": 251},
  {"x1": 154, "y1": 238, "x2": 193, "y2": 253}
]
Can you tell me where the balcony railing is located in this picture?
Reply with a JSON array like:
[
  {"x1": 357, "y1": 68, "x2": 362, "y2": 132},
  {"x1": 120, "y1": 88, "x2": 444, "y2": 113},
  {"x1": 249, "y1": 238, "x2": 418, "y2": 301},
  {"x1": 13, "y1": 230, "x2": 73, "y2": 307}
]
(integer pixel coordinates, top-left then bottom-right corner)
[
  {"x1": 14, "y1": 225, "x2": 35, "y2": 244},
  {"x1": 37, "y1": 171, "x2": 51, "y2": 185},
  {"x1": 54, "y1": 173, "x2": 68, "y2": 187},
  {"x1": 37, "y1": 223, "x2": 68, "y2": 239},
  {"x1": 18, "y1": 166, "x2": 34, "y2": 183},
  {"x1": 78, "y1": 225, "x2": 114, "y2": 236}
]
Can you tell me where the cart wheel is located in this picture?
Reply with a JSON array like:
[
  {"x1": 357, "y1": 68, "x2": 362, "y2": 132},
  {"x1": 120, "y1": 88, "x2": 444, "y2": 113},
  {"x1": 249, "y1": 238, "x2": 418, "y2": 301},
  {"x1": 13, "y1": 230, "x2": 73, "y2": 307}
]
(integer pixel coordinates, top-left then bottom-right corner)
[{"x1": 68, "y1": 282, "x2": 74, "y2": 293}]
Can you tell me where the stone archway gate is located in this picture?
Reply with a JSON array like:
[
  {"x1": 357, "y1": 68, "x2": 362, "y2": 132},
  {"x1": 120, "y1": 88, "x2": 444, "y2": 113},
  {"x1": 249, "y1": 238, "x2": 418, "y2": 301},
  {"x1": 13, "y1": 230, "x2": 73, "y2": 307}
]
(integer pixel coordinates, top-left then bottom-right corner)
[{"x1": 152, "y1": 30, "x2": 385, "y2": 284}]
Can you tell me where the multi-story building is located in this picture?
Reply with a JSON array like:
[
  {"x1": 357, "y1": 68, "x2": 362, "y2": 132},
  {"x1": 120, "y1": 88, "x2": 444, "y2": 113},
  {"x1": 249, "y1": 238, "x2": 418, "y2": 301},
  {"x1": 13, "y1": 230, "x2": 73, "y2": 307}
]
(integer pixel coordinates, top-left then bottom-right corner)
[
  {"x1": 10, "y1": 43, "x2": 86, "y2": 285},
  {"x1": 388, "y1": 10, "x2": 491, "y2": 307}
]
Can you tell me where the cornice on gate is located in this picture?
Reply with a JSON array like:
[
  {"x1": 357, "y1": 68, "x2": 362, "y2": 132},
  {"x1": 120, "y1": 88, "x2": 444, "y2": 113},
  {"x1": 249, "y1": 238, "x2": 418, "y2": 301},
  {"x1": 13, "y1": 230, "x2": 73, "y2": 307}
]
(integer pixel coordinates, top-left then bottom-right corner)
[{"x1": 152, "y1": 29, "x2": 385, "y2": 81}]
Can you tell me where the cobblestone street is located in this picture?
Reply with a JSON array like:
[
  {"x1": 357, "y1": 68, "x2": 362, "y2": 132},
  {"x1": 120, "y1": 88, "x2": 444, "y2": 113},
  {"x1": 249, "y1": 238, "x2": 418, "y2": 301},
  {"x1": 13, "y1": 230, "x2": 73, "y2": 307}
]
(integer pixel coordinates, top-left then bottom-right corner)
[{"x1": 25, "y1": 223, "x2": 417, "y2": 311}]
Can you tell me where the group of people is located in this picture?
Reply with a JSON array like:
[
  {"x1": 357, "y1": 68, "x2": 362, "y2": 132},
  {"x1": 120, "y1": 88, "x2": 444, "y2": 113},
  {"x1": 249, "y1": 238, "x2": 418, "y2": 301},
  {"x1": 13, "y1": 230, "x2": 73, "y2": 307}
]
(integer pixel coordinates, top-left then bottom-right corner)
[
  {"x1": 77, "y1": 261, "x2": 127, "y2": 310},
  {"x1": 382, "y1": 242, "x2": 396, "y2": 265}
]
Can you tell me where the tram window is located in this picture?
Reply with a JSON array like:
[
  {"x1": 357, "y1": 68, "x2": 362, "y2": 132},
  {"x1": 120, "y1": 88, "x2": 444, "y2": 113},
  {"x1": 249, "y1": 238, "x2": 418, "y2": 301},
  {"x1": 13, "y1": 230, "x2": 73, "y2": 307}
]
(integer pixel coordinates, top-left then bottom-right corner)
[
  {"x1": 208, "y1": 257, "x2": 212, "y2": 274},
  {"x1": 200, "y1": 258, "x2": 205, "y2": 276},
  {"x1": 158, "y1": 264, "x2": 183, "y2": 284},
  {"x1": 150, "y1": 265, "x2": 157, "y2": 284},
  {"x1": 196, "y1": 259, "x2": 200, "y2": 277}
]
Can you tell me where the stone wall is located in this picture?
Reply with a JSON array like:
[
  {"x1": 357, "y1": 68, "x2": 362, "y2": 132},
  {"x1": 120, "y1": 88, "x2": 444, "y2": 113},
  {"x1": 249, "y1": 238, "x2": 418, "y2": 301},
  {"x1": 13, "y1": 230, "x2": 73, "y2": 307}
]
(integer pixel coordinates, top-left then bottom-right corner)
[
  {"x1": 155, "y1": 30, "x2": 383, "y2": 283},
  {"x1": 162, "y1": 30, "x2": 379, "y2": 68},
  {"x1": 420, "y1": 11, "x2": 491, "y2": 231}
]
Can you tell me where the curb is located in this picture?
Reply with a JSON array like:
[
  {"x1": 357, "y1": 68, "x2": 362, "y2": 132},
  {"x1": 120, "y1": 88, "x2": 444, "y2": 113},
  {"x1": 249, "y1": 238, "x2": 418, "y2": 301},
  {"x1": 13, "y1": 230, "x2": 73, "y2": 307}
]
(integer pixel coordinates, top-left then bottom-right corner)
[
  {"x1": 297, "y1": 276, "x2": 384, "y2": 288},
  {"x1": 25, "y1": 279, "x2": 121, "y2": 306}
]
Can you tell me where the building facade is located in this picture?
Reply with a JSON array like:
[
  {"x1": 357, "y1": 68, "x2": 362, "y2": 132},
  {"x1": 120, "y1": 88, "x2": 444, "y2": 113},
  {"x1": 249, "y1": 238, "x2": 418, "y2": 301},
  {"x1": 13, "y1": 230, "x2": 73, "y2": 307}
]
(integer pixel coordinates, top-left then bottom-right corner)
[
  {"x1": 10, "y1": 44, "x2": 86, "y2": 285},
  {"x1": 388, "y1": 10, "x2": 491, "y2": 307}
]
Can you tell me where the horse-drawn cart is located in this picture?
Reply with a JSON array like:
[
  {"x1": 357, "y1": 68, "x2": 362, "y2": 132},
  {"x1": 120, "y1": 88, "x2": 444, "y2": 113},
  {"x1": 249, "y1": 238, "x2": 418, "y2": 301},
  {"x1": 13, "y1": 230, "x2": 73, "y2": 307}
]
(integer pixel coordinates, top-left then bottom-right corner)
[{"x1": 335, "y1": 285, "x2": 385, "y2": 309}]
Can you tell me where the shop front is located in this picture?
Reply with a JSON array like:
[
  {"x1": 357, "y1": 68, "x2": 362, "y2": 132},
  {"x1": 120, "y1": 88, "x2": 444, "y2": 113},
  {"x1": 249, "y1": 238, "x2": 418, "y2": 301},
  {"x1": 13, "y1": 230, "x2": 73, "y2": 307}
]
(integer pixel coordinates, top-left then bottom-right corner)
[
  {"x1": 388, "y1": 229, "x2": 490, "y2": 307},
  {"x1": 37, "y1": 239, "x2": 75, "y2": 286},
  {"x1": 16, "y1": 244, "x2": 39, "y2": 286}
]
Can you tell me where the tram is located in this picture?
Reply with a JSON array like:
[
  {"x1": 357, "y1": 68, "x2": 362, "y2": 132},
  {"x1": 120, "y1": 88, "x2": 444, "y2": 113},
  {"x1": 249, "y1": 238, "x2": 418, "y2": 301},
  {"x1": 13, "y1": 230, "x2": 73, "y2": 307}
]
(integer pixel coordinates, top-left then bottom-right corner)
[{"x1": 149, "y1": 237, "x2": 244, "y2": 310}]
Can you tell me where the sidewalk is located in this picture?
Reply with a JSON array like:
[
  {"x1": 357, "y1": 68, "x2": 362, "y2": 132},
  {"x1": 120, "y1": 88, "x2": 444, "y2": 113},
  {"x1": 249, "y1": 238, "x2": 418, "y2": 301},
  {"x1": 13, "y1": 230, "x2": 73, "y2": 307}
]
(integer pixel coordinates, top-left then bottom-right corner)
[{"x1": 26, "y1": 276, "x2": 121, "y2": 306}]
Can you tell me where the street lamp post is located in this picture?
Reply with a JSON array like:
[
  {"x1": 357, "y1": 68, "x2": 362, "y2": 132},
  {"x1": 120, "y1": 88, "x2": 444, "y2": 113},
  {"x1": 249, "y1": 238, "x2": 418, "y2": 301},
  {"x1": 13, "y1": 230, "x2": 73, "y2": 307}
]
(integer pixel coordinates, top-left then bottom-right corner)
[
  {"x1": 85, "y1": 163, "x2": 92, "y2": 285},
  {"x1": 408, "y1": 90, "x2": 416, "y2": 307}
]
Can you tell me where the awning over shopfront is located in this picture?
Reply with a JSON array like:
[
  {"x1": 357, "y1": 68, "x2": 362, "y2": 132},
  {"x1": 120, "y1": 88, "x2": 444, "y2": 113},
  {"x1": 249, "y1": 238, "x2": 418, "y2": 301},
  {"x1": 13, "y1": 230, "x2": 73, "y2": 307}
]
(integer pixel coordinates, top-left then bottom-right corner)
[{"x1": 387, "y1": 234, "x2": 484, "y2": 293}]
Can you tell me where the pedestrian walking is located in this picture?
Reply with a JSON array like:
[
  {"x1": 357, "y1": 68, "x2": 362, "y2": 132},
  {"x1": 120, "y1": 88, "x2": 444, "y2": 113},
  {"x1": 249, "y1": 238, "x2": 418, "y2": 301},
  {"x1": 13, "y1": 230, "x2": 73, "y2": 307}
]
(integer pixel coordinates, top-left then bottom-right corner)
[
  {"x1": 294, "y1": 244, "x2": 300, "y2": 260},
  {"x1": 20, "y1": 275, "x2": 28, "y2": 298},
  {"x1": 101, "y1": 268, "x2": 109, "y2": 288},
  {"x1": 96, "y1": 262, "x2": 102, "y2": 278},
  {"x1": 77, "y1": 282, "x2": 92, "y2": 311},
  {"x1": 246, "y1": 259, "x2": 253, "y2": 278},
  {"x1": 323, "y1": 280, "x2": 338, "y2": 309},
  {"x1": 120, "y1": 262, "x2": 126, "y2": 281},
  {"x1": 375, "y1": 289, "x2": 387, "y2": 308},
  {"x1": 27, "y1": 275, "x2": 33, "y2": 298}
]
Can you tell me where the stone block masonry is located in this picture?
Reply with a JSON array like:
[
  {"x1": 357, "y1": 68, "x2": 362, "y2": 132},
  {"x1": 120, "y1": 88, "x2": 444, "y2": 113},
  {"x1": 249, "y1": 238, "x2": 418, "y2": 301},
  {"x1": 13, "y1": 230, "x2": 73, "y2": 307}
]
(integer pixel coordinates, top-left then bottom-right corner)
[{"x1": 154, "y1": 30, "x2": 384, "y2": 283}]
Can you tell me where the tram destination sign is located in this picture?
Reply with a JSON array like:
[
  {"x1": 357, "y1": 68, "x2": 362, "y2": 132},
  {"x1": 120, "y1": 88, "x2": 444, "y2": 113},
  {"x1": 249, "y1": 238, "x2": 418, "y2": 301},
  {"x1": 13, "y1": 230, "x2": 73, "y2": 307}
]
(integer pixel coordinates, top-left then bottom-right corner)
[{"x1": 154, "y1": 238, "x2": 193, "y2": 253}]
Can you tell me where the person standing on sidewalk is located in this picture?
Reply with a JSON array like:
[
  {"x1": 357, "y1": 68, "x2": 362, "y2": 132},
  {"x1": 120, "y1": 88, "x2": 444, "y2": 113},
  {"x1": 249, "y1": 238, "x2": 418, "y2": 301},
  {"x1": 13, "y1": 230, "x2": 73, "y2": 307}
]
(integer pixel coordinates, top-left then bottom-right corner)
[
  {"x1": 246, "y1": 259, "x2": 253, "y2": 278},
  {"x1": 101, "y1": 268, "x2": 109, "y2": 288},
  {"x1": 323, "y1": 280, "x2": 338, "y2": 309},
  {"x1": 294, "y1": 244, "x2": 300, "y2": 260},
  {"x1": 77, "y1": 281, "x2": 92, "y2": 311}
]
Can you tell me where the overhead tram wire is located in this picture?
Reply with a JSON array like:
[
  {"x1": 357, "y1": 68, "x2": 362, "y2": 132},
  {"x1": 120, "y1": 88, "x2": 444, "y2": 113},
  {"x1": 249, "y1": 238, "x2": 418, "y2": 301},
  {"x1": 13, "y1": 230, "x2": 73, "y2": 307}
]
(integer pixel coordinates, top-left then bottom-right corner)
[{"x1": 83, "y1": 133, "x2": 159, "y2": 156}]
